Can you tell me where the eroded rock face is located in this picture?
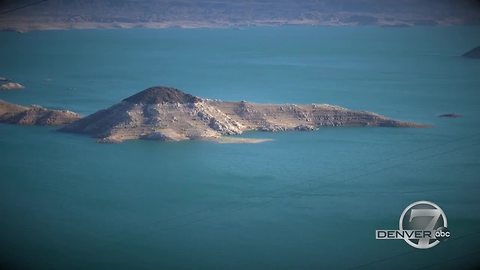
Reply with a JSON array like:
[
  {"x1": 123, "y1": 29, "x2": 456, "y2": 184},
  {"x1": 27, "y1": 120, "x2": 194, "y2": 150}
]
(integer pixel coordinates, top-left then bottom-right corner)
[
  {"x1": 0, "y1": 100, "x2": 81, "y2": 126},
  {"x1": 61, "y1": 86, "x2": 424, "y2": 143}
]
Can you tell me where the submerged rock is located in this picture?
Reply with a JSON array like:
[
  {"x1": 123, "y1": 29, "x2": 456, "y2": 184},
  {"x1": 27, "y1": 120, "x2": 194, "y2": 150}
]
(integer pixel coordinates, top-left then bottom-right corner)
[
  {"x1": 439, "y1": 113, "x2": 462, "y2": 118},
  {"x1": 61, "y1": 86, "x2": 425, "y2": 143},
  {"x1": 462, "y1": 46, "x2": 480, "y2": 58}
]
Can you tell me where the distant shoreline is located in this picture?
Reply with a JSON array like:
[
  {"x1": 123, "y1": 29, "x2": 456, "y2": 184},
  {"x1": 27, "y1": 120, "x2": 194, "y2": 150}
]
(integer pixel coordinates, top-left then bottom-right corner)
[{"x1": 0, "y1": 19, "x2": 470, "y2": 33}]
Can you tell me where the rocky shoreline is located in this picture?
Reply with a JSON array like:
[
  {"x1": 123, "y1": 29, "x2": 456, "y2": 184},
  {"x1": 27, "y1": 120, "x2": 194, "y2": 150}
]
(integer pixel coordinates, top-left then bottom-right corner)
[
  {"x1": 0, "y1": 19, "x2": 464, "y2": 33},
  {"x1": 0, "y1": 99, "x2": 80, "y2": 126}
]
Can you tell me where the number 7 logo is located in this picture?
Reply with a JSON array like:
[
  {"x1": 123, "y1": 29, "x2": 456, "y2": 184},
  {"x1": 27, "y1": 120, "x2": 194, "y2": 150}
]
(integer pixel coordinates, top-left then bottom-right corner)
[{"x1": 399, "y1": 201, "x2": 448, "y2": 249}]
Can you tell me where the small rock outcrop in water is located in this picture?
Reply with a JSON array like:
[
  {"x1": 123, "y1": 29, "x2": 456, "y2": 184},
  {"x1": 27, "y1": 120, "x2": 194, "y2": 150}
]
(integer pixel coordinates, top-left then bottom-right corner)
[
  {"x1": 462, "y1": 46, "x2": 480, "y2": 58},
  {"x1": 61, "y1": 86, "x2": 424, "y2": 143},
  {"x1": 439, "y1": 113, "x2": 462, "y2": 118},
  {"x1": 0, "y1": 77, "x2": 24, "y2": 90},
  {"x1": 0, "y1": 99, "x2": 80, "y2": 125}
]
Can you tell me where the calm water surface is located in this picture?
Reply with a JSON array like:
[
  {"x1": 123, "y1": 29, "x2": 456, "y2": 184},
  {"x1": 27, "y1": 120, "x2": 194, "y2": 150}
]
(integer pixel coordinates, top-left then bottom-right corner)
[{"x1": 1, "y1": 26, "x2": 480, "y2": 269}]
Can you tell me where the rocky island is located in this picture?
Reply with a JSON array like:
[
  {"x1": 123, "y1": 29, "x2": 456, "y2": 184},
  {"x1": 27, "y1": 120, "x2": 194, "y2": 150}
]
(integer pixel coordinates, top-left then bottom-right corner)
[
  {"x1": 60, "y1": 86, "x2": 423, "y2": 143},
  {"x1": 0, "y1": 99, "x2": 80, "y2": 125},
  {"x1": 0, "y1": 77, "x2": 24, "y2": 90}
]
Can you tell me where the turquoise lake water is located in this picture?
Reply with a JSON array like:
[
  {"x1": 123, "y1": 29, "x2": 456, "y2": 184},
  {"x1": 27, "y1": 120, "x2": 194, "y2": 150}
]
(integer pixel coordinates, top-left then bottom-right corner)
[{"x1": 1, "y1": 26, "x2": 480, "y2": 269}]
